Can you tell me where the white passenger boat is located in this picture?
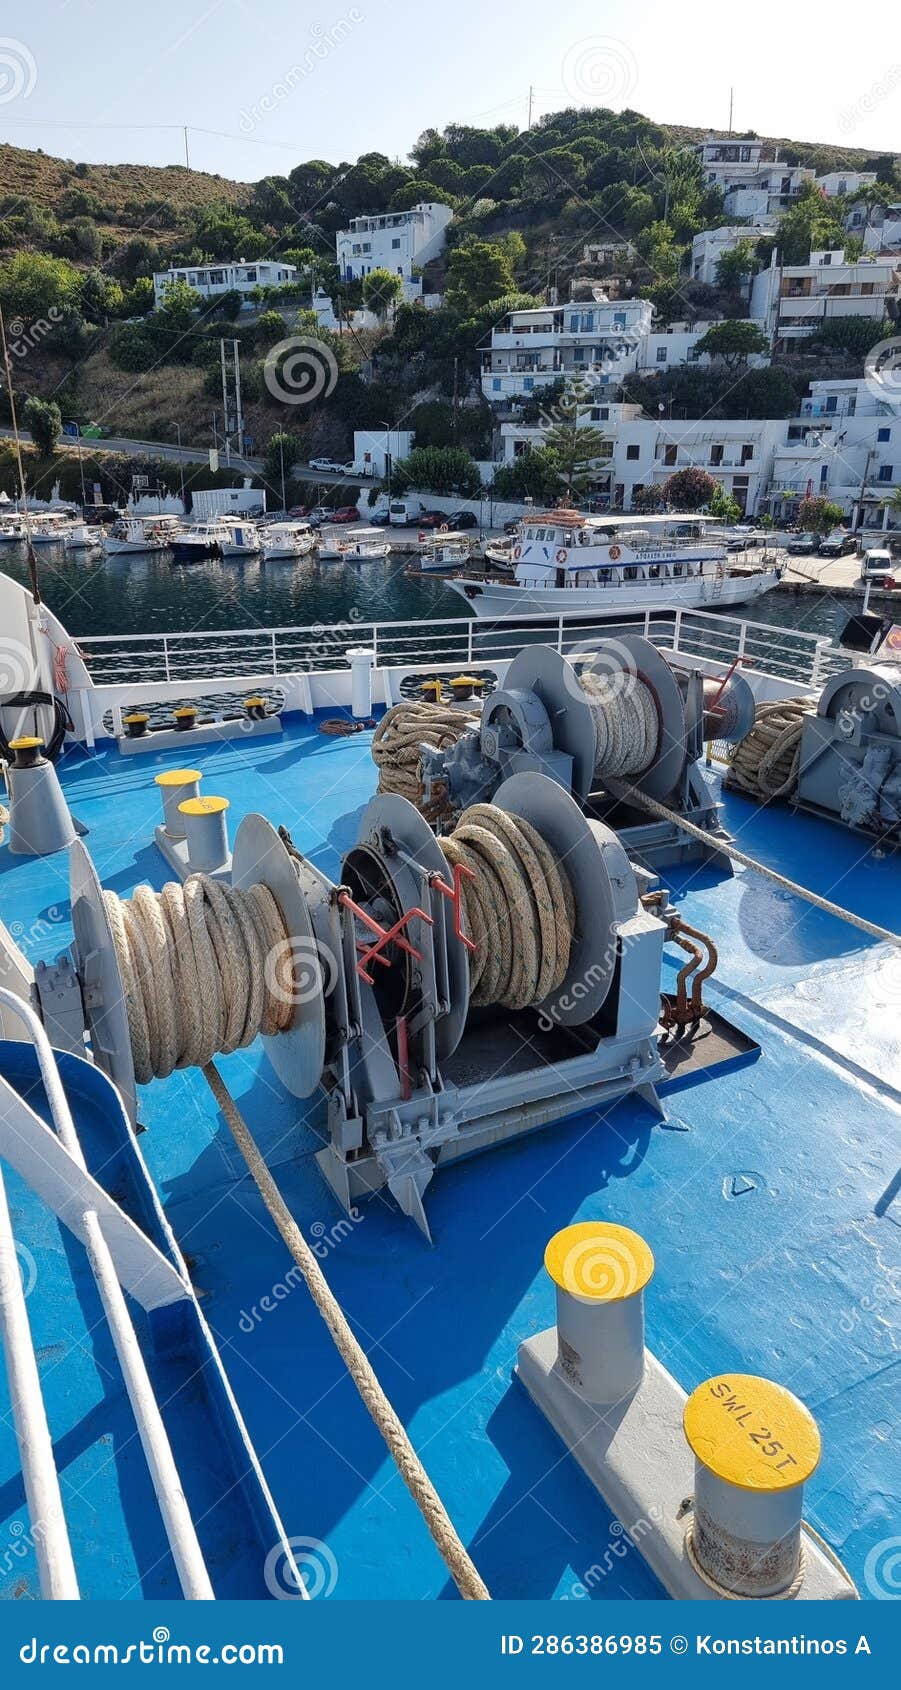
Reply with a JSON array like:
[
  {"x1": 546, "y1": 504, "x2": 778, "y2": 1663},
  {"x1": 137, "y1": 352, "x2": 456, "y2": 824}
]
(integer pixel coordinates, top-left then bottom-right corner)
[
  {"x1": 447, "y1": 510, "x2": 783, "y2": 617},
  {"x1": 103, "y1": 515, "x2": 183, "y2": 555},
  {"x1": 414, "y1": 530, "x2": 476, "y2": 573},
  {"x1": 318, "y1": 525, "x2": 391, "y2": 562},
  {"x1": 260, "y1": 521, "x2": 315, "y2": 561},
  {"x1": 0, "y1": 515, "x2": 28, "y2": 543},
  {"x1": 220, "y1": 518, "x2": 261, "y2": 557},
  {"x1": 29, "y1": 512, "x2": 78, "y2": 546}
]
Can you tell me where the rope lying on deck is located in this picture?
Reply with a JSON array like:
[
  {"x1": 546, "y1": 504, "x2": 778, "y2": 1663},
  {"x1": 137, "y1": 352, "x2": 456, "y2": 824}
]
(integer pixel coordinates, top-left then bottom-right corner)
[
  {"x1": 624, "y1": 789, "x2": 901, "y2": 949},
  {"x1": 371, "y1": 700, "x2": 480, "y2": 815},
  {"x1": 202, "y1": 1061, "x2": 491, "y2": 1601},
  {"x1": 725, "y1": 697, "x2": 815, "y2": 803},
  {"x1": 440, "y1": 804, "x2": 575, "y2": 1009}
]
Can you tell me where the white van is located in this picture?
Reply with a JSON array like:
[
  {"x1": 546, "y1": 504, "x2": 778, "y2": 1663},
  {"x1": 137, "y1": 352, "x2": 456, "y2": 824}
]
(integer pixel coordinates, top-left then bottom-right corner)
[
  {"x1": 862, "y1": 548, "x2": 894, "y2": 582},
  {"x1": 388, "y1": 497, "x2": 422, "y2": 526}
]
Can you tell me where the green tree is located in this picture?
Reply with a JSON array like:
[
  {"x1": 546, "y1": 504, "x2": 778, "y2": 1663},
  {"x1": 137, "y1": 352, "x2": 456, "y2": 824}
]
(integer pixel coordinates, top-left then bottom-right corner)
[
  {"x1": 695, "y1": 319, "x2": 770, "y2": 369},
  {"x1": 707, "y1": 482, "x2": 742, "y2": 523},
  {"x1": 491, "y1": 446, "x2": 565, "y2": 505},
  {"x1": 543, "y1": 384, "x2": 610, "y2": 499},
  {"x1": 263, "y1": 430, "x2": 300, "y2": 489},
  {"x1": 662, "y1": 467, "x2": 718, "y2": 510},
  {"x1": 158, "y1": 278, "x2": 202, "y2": 329},
  {"x1": 796, "y1": 496, "x2": 845, "y2": 535},
  {"x1": 817, "y1": 315, "x2": 890, "y2": 357},
  {"x1": 445, "y1": 238, "x2": 518, "y2": 313},
  {"x1": 362, "y1": 267, "x2": 404, "y2": 317},
  {"x1": 714, "y1": 239, "x2": 759, "y2": 293},
  {"x1": 392, "y1": 445, "x2": 481, "y2": 497},
  {"x1": 255, "y1": 309, "x2": 287, "y2": 346},
  {"x1": 0, "y1": 252, "x2": 80, "y2": 322},
  {"x1": 23, "y1": 396, "x2": 62, "y2": 455},
  {"x1": 776, "y1": 183, "x2": 844, "y2": 264}
]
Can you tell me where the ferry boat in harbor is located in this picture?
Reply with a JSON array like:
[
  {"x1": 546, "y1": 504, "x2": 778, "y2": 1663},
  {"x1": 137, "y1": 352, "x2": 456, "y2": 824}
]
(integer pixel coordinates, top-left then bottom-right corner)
[
  {"x1": 449, "y1": 510, "x2": 782, "y2": 617},
  {"x1": 0, "y1": 558, "x2": 896, "y2": 1605}
]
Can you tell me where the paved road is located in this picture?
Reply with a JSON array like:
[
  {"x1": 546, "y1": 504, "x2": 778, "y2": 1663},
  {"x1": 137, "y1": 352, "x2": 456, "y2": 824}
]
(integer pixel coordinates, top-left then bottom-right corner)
[{"x1": 0, "y1": 426, "x2": 373, "y2": 489}]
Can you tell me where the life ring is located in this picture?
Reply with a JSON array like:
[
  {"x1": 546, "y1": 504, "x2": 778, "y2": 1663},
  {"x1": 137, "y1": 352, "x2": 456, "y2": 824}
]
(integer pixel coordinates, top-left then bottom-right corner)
[
  {"x1": 513, "y1": 544, "x2": 522, "y2": 560},
  {"x1": 440, "y1": 523, "x2": 449, "y2": 533},
  {"x1": 609, "y1": 544, "x2": 622, "y2": 561},
  {"x1": 556, "y1": 548, "x2": 568, "y2": 563}
]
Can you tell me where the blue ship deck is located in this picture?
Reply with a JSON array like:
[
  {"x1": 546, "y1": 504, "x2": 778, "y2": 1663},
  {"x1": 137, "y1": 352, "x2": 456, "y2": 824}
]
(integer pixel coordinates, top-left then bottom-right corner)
[{"x1": 1, "y1": 713, "x2": 898, "y2": 1601}]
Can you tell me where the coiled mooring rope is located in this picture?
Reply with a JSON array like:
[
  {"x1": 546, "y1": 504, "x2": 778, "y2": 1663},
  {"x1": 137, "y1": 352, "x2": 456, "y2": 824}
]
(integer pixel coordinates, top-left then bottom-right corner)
[
  {"x1": 440, "y1": 805, "x2": 575, "y2": 1009},
  {"x1": 725, "y1": 696, "x2": 814, "y2": 803},
  {"x1": 102, "y1": 876, "x2": 293, "y2": 1083},
  {"x1": 580, "y1": 670, "x2": 659, "y2": 779},
  {"x1": 372, "y1": 700, "x2": 479, "y2": 811}
]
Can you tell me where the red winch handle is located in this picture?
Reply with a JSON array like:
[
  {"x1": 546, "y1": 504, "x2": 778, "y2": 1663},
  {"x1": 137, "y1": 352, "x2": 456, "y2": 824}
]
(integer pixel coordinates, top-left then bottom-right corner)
[
  {"x1": 706, "y1": 655, "x2": 743, "y2": 711},
  {"x1": 338, "y1": 891, "x2": 433, "y2": 984},
  {"x1": 430, "y1": 861, "x2": 478, "y2": 954}
]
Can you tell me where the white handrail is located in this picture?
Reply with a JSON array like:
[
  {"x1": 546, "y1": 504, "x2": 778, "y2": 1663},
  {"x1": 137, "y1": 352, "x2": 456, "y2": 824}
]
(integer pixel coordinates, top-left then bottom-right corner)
[
  {"x1": 0, "y1": 990, "x2": 214, "y2": 1602},
  {"x1": 0, "y1": 1161, "x2": 80, "y2": 1598}
]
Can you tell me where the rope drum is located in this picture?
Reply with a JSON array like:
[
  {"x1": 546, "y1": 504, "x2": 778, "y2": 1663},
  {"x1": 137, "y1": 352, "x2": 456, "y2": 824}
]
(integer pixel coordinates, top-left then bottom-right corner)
[
  {"x1": 579, "y1": 670, "x2": 660, "y2": 781},
  {"x1": 103, "y1": 876, "x2": 293, "y2": 1083},
  {"x1": 439, "y1": 804, "x2": 575, "y2": 1010}
]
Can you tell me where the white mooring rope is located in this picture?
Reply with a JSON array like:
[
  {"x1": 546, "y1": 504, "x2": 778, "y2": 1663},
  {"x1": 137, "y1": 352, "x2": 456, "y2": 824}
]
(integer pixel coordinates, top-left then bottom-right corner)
[{"x1": 580, "y1": 671, "x2": 660, "y2": 780}]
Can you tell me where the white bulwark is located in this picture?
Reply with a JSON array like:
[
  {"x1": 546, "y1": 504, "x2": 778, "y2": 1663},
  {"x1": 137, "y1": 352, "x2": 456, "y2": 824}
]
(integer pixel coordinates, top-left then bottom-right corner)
[
  {"x1": 336, "y1": 202, "x2": 453, "y2": 281},
  {"x1": 153, "y1": 261, "x2": 298, "y2": 307}
]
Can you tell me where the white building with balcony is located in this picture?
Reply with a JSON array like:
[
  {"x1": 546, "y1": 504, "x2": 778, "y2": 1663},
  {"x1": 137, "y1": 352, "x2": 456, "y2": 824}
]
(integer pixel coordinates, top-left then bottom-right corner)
[
  {"x1": 815, "y1": 170, "x2": 877, "y2": 198},
  {"x1": 723, "y1": 167, "x2": 815, "y2": 220},
  {"x1": 767, "y1": 379, "x2": 901, "y2": 536},
  {"x1": 749, "y1": 248, "x2": 900, "y2": 346},
  {"x1": 152, "y1": 260, "x2": 298, "y2": 307},
  {"x1": 696, "y1": 135, "x2": 770, "y2": 188},
  {"x1": 480, "y1": 300, "x2": 653, "y2": 401},
  {"x1": 336, "y1": 202, "x2": 453, "y2": 282},
  {"x1": 691, "y1": 223, "x2": 777, "y2": 285},
  {"x1": 861, "y1": 204, "x2": 901, "y2": 252}
]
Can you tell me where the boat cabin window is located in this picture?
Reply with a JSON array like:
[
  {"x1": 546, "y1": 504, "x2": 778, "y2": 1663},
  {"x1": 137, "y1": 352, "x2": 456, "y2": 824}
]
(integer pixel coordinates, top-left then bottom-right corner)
[
  {"x1": 648, "y1": 564, "x2": 661, "y2": 579},
  {"x1": 578, "y1": 530, "x2": 591, "y2": 546},
  {"x1": 599, "y1": 568, "x2": 611, "y2": 582},
  {"x1": 672, "y1": 564, "x2": 683, "y2": 577},
  {"x1": 623, "y1": 566, "x2": 638, "y2": 581}
]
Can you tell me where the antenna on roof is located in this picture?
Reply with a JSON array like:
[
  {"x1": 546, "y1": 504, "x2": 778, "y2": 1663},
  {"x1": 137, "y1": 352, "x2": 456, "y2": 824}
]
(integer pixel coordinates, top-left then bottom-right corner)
[{"x1": 727, "y1": 88, "x2": 734, "y2": 137}]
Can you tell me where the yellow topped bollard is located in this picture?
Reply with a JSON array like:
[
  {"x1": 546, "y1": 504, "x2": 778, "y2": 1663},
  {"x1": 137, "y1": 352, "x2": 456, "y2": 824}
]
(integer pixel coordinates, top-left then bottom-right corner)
[
  {"x1": 683, "y1": 1373, "x2": 821, "y2": 1596},
  {"x1": 544, "y1": 1221, "x2": 654, "y2": 1405},
  {"x1": 178, "y1": 795, "x2": 230, "y2": 874},
  {"x1": 154, "y1": 769, "x2": 202, "y2": 840}
]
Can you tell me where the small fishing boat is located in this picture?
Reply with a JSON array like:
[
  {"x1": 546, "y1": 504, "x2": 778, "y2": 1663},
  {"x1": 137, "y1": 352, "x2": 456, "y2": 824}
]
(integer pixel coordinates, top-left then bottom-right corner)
[
  {"x1": 260, "y1": 521, "x2": 315, "y2": 561},
  {"x1": 64, "y1": 520, "x2": 104, "y2": 553},
  {"x1": 220, "y1": 518, "x2": 261, "y2": 558},
  {"x1": 170, "y1": 521, "x2": 231, "y2": 563},
  {"x1": 318, "y1": 525, "x2": 391, "y2": 562},
  {"x1": 103, "y1": 515, "x2": 183, "y2": 555},
  {"x1": 412, "y1": 529, "x2": 477, "y2": 574}
]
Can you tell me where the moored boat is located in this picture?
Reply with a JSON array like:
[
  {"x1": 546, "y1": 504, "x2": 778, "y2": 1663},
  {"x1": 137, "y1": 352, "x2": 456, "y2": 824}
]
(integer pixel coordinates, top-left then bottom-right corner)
[
  {"x1": 259, "y1": 520, "x2": 315, "y2": 561},
  {"x1": 318, "y1": 525, "x2": 391, "y2": 562},
  {"x1": 103, "y1": 514, "x2": 183, "y2": 555},
  {"x1": 447, "y1": 509, "x2": 783, "y2": 617}
]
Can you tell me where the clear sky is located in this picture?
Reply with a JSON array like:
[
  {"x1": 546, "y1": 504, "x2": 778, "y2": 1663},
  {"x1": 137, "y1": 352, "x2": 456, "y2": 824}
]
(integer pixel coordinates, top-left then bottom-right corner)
[{"x1": 1, "y1": 0, "x2": 897, "y2": 179}]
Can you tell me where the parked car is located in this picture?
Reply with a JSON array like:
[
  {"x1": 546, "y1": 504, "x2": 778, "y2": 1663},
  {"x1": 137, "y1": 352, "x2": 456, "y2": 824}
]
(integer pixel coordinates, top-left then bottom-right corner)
[
  {"x1": 308, "y1": 458, "x2": 351, "y2": 474},
  {"x1": 416, "y1": 510, "x2": 448, "y2": 530},
  {"x1": 288, "y1": 504, "x2": 311, "y2": 518},
  {"x1": 446, "y1": 510, "x2": 479, "y2": 530},
  {"x1": 820, "y1": 530, "x2": 857, "y2": 557},
  {"x1": 328, "y1": 505, "x2": 361, "y2": 523},
  {"x1": 788, "y1": 533, "x2": 818, "y2": 556},
  {"x1": 306, "y1": 507, "x2": 331, "y2": 527}
]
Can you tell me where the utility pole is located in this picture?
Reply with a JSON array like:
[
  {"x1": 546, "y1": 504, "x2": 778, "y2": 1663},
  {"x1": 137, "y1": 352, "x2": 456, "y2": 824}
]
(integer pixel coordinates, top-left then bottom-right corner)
[
  {"x1": 220, "y1": 338, "x2": 231, "y2": 467},
  {"x1": 183, "y1": 126, "x2": 191, "y2": 169},
  {"x1": 527, "y1": 86, "x2": 534, "y2": 129},
  {"x1": 279, "y1": 433, "x2": 286, "y2": 513},
  {"x1": 233, "y1": 339, "x2": 244, "y2": 458},
  {"x1": 452, "y1": 356, "x2": 459, "y2": 445},
  {"x1": 853, "y1": 446, "x2": 874, "y2": 533},
  {"x1": 727, "y1": 88, "x2": 734, "y2": 137}
]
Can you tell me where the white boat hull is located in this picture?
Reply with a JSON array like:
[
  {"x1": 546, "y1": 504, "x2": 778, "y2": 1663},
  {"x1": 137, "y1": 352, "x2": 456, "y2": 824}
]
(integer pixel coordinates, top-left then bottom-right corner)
[
  {"x1": 103, "y1": 540, "x2": 169, "y2": 555},
  {"x1": 447, "y1": 568, "x2": 781, "y2": 618}
]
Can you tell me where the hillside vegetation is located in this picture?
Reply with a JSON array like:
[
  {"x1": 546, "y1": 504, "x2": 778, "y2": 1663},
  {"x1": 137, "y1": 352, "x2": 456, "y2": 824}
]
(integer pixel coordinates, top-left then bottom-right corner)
[{"x1": 1, "y1": 106, "x2": 897, "y2": 503}]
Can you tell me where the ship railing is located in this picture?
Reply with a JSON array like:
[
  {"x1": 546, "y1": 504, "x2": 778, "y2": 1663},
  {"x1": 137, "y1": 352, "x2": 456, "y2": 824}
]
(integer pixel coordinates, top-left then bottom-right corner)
[
  {"x1": 74, "y1": 606, "x2": 849, "y2": 703},
  {"x1": 0, "y1": 988, "x2": 215, "y2": 1600}
]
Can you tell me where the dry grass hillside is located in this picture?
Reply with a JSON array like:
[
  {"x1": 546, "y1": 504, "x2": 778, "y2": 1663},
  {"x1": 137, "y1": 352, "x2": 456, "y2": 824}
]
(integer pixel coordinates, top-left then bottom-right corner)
[{"x1": 0, "y1": 143, "x2": 250, "y2": 234}]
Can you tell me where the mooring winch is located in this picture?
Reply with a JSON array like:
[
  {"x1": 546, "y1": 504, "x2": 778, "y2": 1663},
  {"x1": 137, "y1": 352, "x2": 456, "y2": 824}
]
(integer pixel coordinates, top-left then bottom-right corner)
[
  {"x1": 415, "y1": 637, "x2": 755, "y2": 868},
  {"x1": 12, "y1": 767, "x2": 746, "y2": 1237},
  {"x1": 797, "y1": 662, "x2": 901, "y2": 841}
]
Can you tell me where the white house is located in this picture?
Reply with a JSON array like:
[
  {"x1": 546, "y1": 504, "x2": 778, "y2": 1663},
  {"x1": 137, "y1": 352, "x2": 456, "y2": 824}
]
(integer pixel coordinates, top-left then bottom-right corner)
[
  {"x1": 862, "y1": 204, "x2": 901, "y2": 252},
  {"x1": 481, "y1": 299, "x2": 652, "y2": 402},
  {"x1": 691, "y1": 223, "x2": 777, "y2": 285},
  {"x1": 696, "y1": 135, "x2": 770, "y2": 189},
  {"x1": 336, "y1": 203, "x2": 453, "y2": 282},
  {"x1": 815, "y1": 170, "x2": 877, "y2": 198},
  {"x1": 767, "y1": 379, "x2": 901, "y2": 535},
  {"x1": 749, "y1": 248, "x2": 900, "y2": 347},
  {"x1": 152, "y1": 260, "x2": 298, "y2": 307},
  {"x1": 498, "y1": 409, "x2": 783, "y2": 515},
  {"x1": 352, "y1": 428, "x2": 414, "y2": 481}
]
